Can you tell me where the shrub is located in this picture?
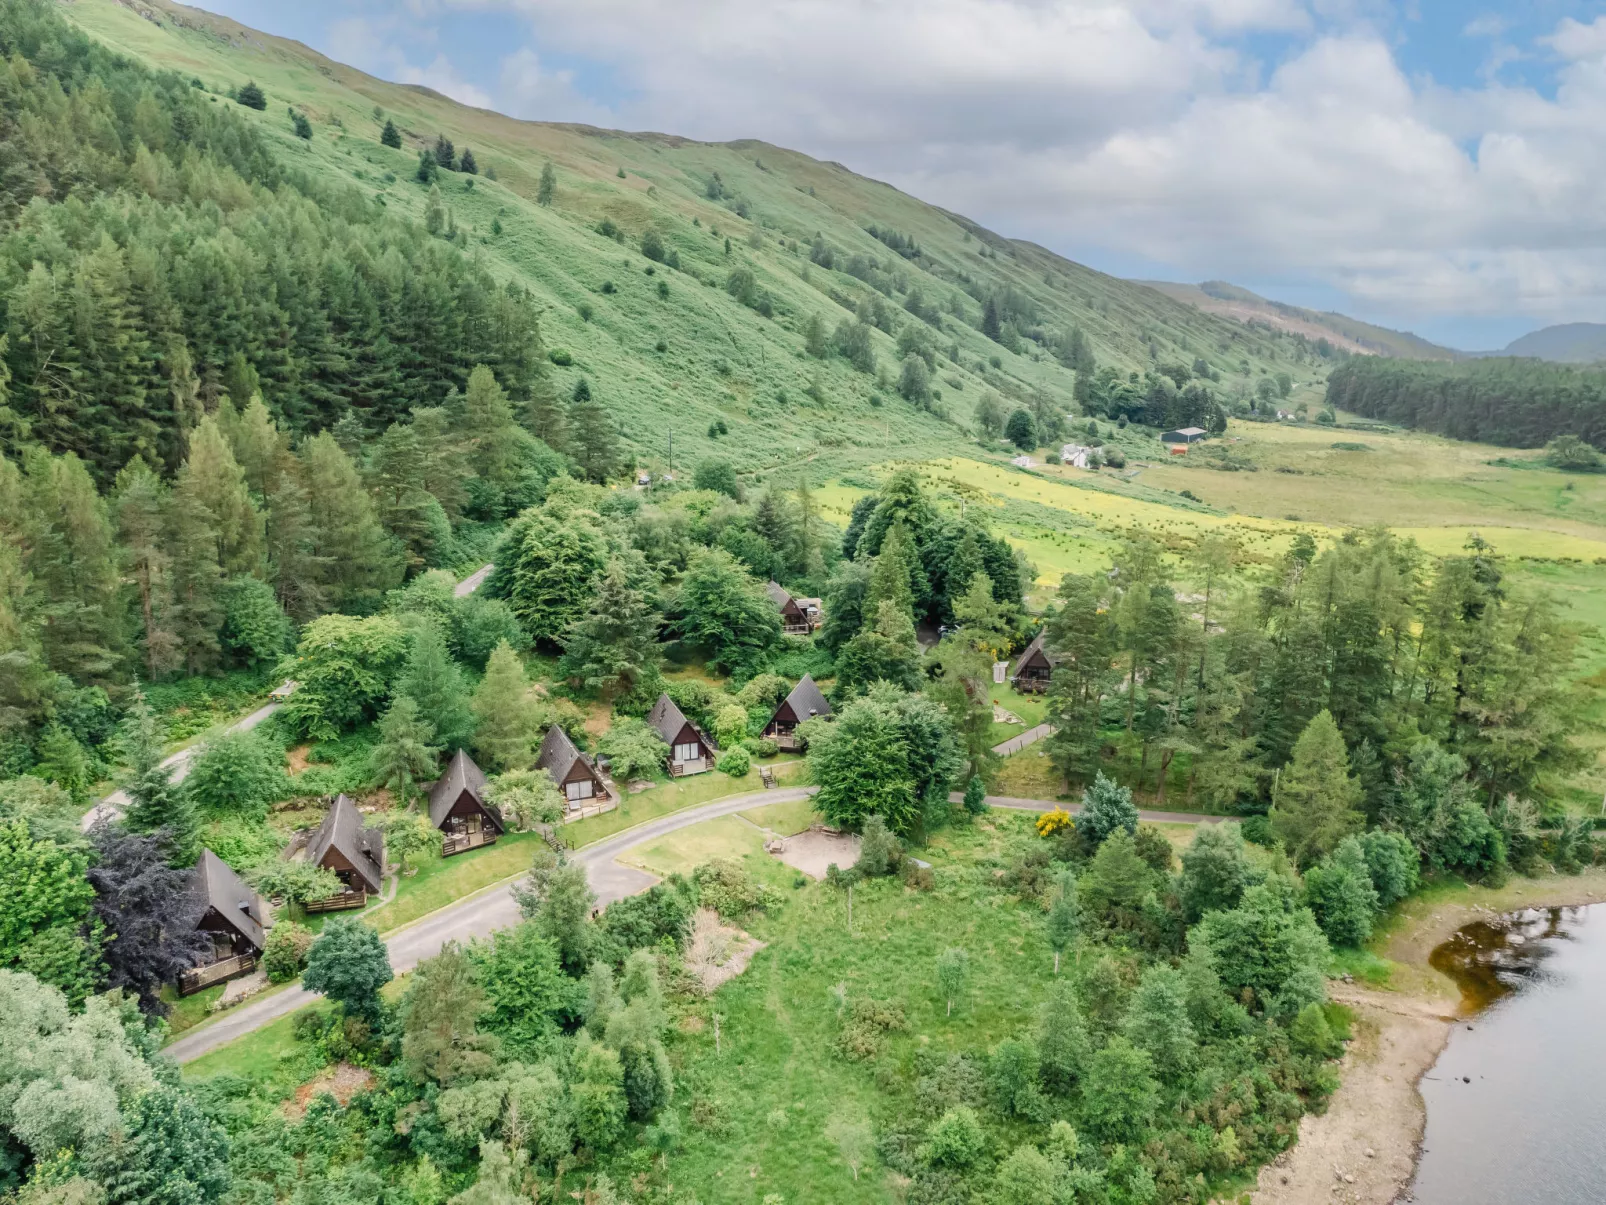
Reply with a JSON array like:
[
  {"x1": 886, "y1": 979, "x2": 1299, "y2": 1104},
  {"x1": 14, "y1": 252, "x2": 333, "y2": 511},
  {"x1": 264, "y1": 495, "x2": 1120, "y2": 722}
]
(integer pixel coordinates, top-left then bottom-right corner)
[
  {"x1": 836, "y1": 996, "x2": 906, "y2": 1061},
  {"x1": 1036, "y1": 807, "x2": 1073, "y2": 837},
  {"x1": 597, "y1": 719, "x2": 669, "y2": 783},
  {"x1": 919, "y1": 1107, "x2": 985, "y2": 1168},
  {"x1": 236, "y1": 81, "x2": 266, "y2": 110},
  {"x1": 549, "y1": 348, "x2": 573, "y2": 366},
  {"x1": 715, "y1": 746, "x2": 751, "y2": 777},
  {"x1": 746, "y1": 737, "x2": 778, "y2": 758},
  {"x1": 856, "y1": 814, "x2": 901, "y2": 877},
  {"x1": 262, "y1": 921, "x2": 314, "y2": 982},
  {"x1": 693, "y1": 858, "x2": 779, "y2": 918}
]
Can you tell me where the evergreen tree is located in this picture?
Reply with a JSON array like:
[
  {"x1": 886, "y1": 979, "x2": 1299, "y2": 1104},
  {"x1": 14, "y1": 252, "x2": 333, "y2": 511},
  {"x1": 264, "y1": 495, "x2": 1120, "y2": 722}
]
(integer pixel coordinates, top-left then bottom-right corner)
[
  {"x1": 432, "y1": 135, "x2": 456, "y2": 171},
  {"x1": 804, "y1": 313, "x2": 828, "y2": 358},
  {"x1": 298, "y1": 432, "x2": 402, "y2": 613},
  {"x1": 674, "y1": 549, "x2": 782, "y2": 677},
  {"x1": 558, "y1": 561, "x2": 662, "y2": 704},
  {"x1": 229, "y1": 394, "x2": 286, "y2": 501},
  {"x1": 380, "y1": 119, "x2": 402, "y2": 149},
  {"x1": 401, "y1": 943, "x2": 497, "y2": 1086},
  {"x1": 1078, "y1": 772, "x2": 1138, "y2": 845},
  {"x1": 20, "y1": 449, "x2": 124, "y2": 681},
  {"x1": 458, "y1": 148, "x2": 478, "y2": 176},
  {"x1": 165, "y1": 475, "x2": 226, "y2": 675},
  {"x1": 370, "y1": 695, "x2": 442, "y2": 809},
  {"x1": 471, "y1": 641, "x2": 543, "y2": 770},
  {"x1": 537, "y1": 161, "x2": 555, "y2": 206},
  {"x1": 1044, "y1": 573, "x2": 1117, "y2": 787},
  {"x1": 1004, "y1": 408, "x2": 1036, "y2": 449},
  {"x1": 118, "y1": 684, "x2": 198, "y2": 865},
  {"x1": 177, "y1": 416, "x2": 265, "y2": 577},
  {"x1": 833, "y1": 599, "x2": 921, "y2": 696},
  {"x1": 982, "y1": 295, "x2": 1002, "y2": 342},
  {"x1": 236, "y1": 81, "x2": 266, "y2": 110},
  {"x1": 514, "y1": 848, "x2": 596, "y2": 974},
  {"x1": 866, "y1": 520, "x2": 916, "y2": 621},
  {"x1": 87, "y1": 827, "x2": 211, "y2": 1013},
  {"x1": 290, "y1": 110, "x2": 312, "y2": 140},
  {"x1": 1270, "y1": 709, "x2": 1364, "y2": 868},
  {"x1": 567, "y1": 379, "x2": 619, "y2": 482},
  {"x1": 398, "y1": 624, "x2": 475, "y2": 751},
  {"x1": 113, "y1": 458, "x2": 178, "y2": 678},
  {"x1": 1123, "y1": 965, "x2": 1195, "y2": 1080}
]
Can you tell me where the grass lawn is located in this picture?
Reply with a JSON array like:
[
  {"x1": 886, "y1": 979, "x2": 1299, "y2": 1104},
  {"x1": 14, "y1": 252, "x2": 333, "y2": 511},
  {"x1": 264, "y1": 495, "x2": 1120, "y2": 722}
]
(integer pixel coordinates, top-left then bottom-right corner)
[
  {"x1": 361, "y1": 832, "x2": 546, "y2": 934},
  {"x1": 161, "y1": 983, "x2": 226, "y2": 1035},
  {"x1": 618, "y1": 814, "x2": 778, "y2": 882},
  {"x1": 991, "y1": 744, "x2": 1070, "y2": 800},
  {"x1": 988, "y1": 681, "x2": 1049, "y2": 747},
  {"x1": 738, "y1": 795, "x2": 820, "y2": 836},
  {"x1": 563, "y1": 757, "x2": 807, "y2": 847},
  {"x1": 181, "y1": 1007, "x2": 307, "y2": 1089},
  {"x1": 601, "y1": 810, "x2": 1082, "y2": 1203}
]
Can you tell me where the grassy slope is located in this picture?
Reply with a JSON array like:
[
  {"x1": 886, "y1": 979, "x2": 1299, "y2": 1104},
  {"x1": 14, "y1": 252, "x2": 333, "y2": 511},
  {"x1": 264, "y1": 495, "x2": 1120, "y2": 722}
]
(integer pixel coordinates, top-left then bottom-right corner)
[
  {"x1": 1141, "y1": 280, "x2": 1459, "y2": 361},
  {"x1": 70, "y1": 0, "x2": 1313, "y2": 484}
]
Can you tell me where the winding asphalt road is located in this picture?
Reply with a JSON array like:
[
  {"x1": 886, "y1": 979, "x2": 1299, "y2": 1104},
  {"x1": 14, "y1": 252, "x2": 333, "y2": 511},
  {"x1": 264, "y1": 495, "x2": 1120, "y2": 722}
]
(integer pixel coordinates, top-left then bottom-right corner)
[{"x1": 164, "y1": 785, "x2": 1219, "y2": 1063}]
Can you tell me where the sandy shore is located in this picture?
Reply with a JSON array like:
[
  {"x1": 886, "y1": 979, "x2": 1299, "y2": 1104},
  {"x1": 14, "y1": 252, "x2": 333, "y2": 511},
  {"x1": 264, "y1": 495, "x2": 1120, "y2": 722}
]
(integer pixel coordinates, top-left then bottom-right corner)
[{"x1": 1249, "y1": 872, "x2": 1606, "y2": 1205}]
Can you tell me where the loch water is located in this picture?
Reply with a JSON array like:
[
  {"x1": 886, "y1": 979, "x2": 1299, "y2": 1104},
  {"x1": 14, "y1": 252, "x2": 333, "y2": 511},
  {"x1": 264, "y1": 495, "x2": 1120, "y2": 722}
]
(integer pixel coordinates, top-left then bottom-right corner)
[{"x1": 1408, "y1": 905, "x2": 1606, "y2": 1204}]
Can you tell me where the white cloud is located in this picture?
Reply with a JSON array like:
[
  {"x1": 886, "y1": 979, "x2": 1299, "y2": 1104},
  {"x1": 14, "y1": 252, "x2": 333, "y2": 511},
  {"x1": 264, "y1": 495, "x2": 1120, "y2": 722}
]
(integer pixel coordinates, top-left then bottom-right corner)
[
  {"x1": 326, "y1": 15, "x2": 495, "y2": 110},
  {"x1": 351, "y1": 1, "x2": 1606, "y2": 327}
]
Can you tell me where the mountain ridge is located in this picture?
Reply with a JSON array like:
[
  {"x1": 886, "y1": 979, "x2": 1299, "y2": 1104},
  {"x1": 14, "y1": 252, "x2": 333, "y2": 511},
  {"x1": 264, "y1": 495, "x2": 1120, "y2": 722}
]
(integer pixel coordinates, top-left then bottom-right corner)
[{"x1": 57, "y1": 0, "x2": 1333, "y2": 480}]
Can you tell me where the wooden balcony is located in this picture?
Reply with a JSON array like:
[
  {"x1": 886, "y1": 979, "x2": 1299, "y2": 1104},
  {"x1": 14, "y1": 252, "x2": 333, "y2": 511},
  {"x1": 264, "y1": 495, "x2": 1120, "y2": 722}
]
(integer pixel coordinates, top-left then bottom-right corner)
[
  {"x1": 782, "y1": 623, "x2": 814, "y2": 636},
  {"x1": 179, "y1": 954, "x2": 256, "y2": 996},
  {"x1": 670, "y1": 757, "x2": 709, "y2": 777},
  {"x1": 772, "y1": 732, "x2": 802, "y2": 752},
  {"x1": 1011, "y1": 675, "x2": 1051, "y2": 695},
  {"x1": 305, "y1": 889, "x2": 368, "y2": 913},
  {"x1": 442, "y1": 829, "x2": 498, "y2": 858}
]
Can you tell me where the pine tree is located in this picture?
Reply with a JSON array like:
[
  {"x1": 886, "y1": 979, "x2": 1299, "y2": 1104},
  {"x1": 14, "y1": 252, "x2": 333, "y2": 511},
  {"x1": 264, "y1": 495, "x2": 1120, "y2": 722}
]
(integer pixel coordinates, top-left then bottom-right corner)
[
  {"x1": 119, "y1": 684, "x2": 199, "y2": 865},
  {"x1": 458, "y1": 148, "x2": 478, "y2": 175},
  {"x1": 471, "y1": 641, "x2": 543, "y2": 770},
  {"x1": 114, "y1": 457, "x2": 179, "y2": 678},
  {"x1": 165, "y1": 476, "x2": 226, "y2": 675},
  {"x1": 380, "y1": 119, "x2": 402, "y2": 149},
  {"x1": 432, "y1": 135, "x2": 456, "y2": 172},
  {"x1": 229, "y1": 394, "x2": 286, "y2": 501},
  {"x1": 370, "y1": 695, "x2": 442, "y2": 809},
  {"x1": 524, "y1": 379, "x2": 567, "y2": 452},
  {"x1": 567, "y1": 379, "x2": 619, "y2": 482},
  {"x1": 866, "y1": 520, "x2": 916, "y2": 621},
  {"x1": 537, "y1": 161, "x2": 555, "y2": 206},
  {"x1": 21, "y1": 449, "x2": 124, "y2": 681},
  {"x1": 558, "y1": 561, "x2": 662, "y2": 703},
  {"x1": 982, "y1": 296, "x2": 1002, "y2": 342},
  {"x1": 236, "y1": 81, "x2": 267, "y2": 110},
  {"x1": 398, "y1": 623, "x2": 475, "y2": 751},
  {"x1": 265, "y1": 465, "x2": 326, "y2": 621},
  {"x1": 299, "y1": 431, "x2": 401, "y2": 613},
  {"x1": 1270, "y1": 709, "x2": 1365, "y2": 868},
  {"x1": 804, "y1": 313, "x2": 828, "y2": 358},
  {"x1": 179, "y1": 415, "x2": 265, "y2": 576}
]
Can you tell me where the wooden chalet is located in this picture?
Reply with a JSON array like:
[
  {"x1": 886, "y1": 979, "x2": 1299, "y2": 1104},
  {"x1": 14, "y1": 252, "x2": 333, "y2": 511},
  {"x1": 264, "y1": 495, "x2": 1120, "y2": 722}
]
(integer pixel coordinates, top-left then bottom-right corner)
[
  {"x1": 180, "y1": 849, "x2": 267, "y2": 996},
  {"x1": 766, "y1": 581, "x2": 817, "y2": 635},
  {"x1": 647, "y1": 692, "x2": 717, "y2": 776},
  {"x1": 536, "y1": 724, "x2": 609, "y2": 811},
  {"x1": 304, "y1": 794, "x2": 385, "y2": 911},
  {"x1": 763, "y1": 674, "x2": 832, "y2": 751},
  {"x1": 1010, "y1": 631, "x2": 1060, "y2": 694},
  {"x1": 429, "y1": 749, "x2": 505, "y2": 856}
]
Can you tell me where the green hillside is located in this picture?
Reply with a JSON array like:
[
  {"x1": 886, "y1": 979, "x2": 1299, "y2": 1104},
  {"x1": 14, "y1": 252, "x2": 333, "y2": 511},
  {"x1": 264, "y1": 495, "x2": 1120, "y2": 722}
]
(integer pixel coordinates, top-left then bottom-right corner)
[
  {"x1": 62, "y1": 0, "x2": 1322, "y2": 481},
  {"x1": 1141, "y1": 279, "x2": 1458, "y2": 362}
]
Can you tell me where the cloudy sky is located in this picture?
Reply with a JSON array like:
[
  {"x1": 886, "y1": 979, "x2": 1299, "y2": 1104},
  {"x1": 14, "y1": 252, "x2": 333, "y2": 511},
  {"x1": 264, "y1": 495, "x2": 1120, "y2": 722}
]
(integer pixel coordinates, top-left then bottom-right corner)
[{"x1": 204, "y1": 0, "x2": 1606, "y2": 349}]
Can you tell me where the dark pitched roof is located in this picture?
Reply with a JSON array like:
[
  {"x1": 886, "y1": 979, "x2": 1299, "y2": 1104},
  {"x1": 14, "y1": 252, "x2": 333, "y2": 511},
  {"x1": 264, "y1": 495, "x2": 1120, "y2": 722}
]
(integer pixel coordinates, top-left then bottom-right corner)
[
  {"x1": 765, "y1": 580, "x2": 793, "y2": 609},
  {"x1": 536, "y1": 724, "x2": 601, "y2": 786},
  {"x1": 306, "y1": 794, "x2": 385, "y2": 895},
  {"x1": 1010, "y1": 630, "x2": 1059, "y2": 678},
  {"x1": 191, "y1": 848, "x2": 266, "y2": 952},
  {"x1": 428, "y1": 748, "x2": 490, "y2": 828},
  {"x1": 647, "y1": 692, "x2": 691, "y2": 745},
  {"x1": 779, "y1": 673, "x2": 831, "y2": 724}
]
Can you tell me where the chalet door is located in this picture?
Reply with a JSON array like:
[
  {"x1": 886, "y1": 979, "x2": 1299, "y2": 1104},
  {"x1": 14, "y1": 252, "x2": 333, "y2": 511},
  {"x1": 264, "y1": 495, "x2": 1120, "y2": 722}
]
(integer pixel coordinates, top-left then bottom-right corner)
[
  {"x1": 465, "y1": 813, "x2": 481, "y2": 834},
  {"x1": 566, "y1": 779, "x2": 594, "y2": 802},
  {"x1": 673, "y1": 741, "x2": 701, "y2": 763}
]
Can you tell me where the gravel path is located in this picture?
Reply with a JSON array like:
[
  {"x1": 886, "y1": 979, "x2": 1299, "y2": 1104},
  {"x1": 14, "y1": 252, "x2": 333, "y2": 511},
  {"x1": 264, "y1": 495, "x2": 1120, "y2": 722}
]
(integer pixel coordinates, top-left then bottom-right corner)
[
  {"x1": 165, "y1": 786, "x2": 1219, "y2": 1062},
  {"x1": 82, "y1": 700, "x2": 284, "y2": 832},
  {"x1": 453, "y1": 563, "x2": 494, "y2": 597}
]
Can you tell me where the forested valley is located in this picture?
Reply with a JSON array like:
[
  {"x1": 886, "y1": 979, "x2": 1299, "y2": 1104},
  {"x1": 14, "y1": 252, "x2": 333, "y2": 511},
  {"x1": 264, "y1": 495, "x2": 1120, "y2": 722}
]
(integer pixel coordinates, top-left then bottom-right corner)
[{"x1": 2, "y1": 1, "x2": 1605, "y2": 1204}]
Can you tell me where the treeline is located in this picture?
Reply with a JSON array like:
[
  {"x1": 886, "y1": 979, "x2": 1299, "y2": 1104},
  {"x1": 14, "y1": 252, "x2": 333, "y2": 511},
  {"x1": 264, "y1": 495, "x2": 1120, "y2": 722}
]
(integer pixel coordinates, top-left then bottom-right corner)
[
  {"x1": 0, "y1": 0, "x2": 546, "y2": 484},
  {"x1": 1043, "y1": 527, "x2": 1583, "y2": 885},
  {"x1": 1325, "y1": 357, "x2": 1606, "y2": 449}
]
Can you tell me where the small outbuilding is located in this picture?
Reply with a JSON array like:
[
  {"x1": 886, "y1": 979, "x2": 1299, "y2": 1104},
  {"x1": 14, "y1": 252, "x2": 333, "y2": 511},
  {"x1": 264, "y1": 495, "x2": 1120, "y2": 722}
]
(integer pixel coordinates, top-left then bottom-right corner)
[
  {"x1": 181, "y1": 849, "x2": 268, "y2": 995},
  {"x1": 1010, "y1": 631, "x2": 1060, "y2": 694},
  {"x1": 537, "y1": 724, "x2": 609, "y2": 810},
  {"x1": 305, "y1": 794, "x2": 385, "y2": 909},
  {"x1": 648, "y1": 692, "x2": 717, "y2": 776},
  {"x1": 1161, "y1": 427, "x2": 1207, "y2": 445},
  {"x1": 1060, "y1": 443, "x2": 1092, "y2": 469},
  {"x1": 763, "y1": 674, "x2": 832, "y2": 751},
  {"x1": 428, "y1": 749, "x2": 505, "y2": 856}
]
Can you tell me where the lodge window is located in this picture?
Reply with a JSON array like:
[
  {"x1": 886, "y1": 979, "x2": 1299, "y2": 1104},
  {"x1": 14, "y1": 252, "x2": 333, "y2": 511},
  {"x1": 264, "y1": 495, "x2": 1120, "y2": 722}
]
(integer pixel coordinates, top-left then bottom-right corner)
[{"x1": 673, "y1": 741, "x2": 701, "y2": 763}]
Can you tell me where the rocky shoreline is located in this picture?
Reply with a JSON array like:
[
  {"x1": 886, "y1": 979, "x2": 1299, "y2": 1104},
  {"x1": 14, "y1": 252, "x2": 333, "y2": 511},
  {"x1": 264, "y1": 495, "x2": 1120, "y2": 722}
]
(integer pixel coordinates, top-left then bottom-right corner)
[{"x1": 1247, "y1": 874, "x2": 1606, "y2": 1205}]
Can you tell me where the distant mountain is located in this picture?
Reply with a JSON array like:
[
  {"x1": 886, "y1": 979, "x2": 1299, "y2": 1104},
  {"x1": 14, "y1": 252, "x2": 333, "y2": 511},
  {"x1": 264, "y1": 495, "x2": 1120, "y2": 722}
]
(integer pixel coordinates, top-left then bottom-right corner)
[
  {"x1": 1493, "y1": 324, "x2": 1606, "y2": 364},
  {"x1": 1138, "y1": 280, "x2": 1460, "y2": 361}
]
